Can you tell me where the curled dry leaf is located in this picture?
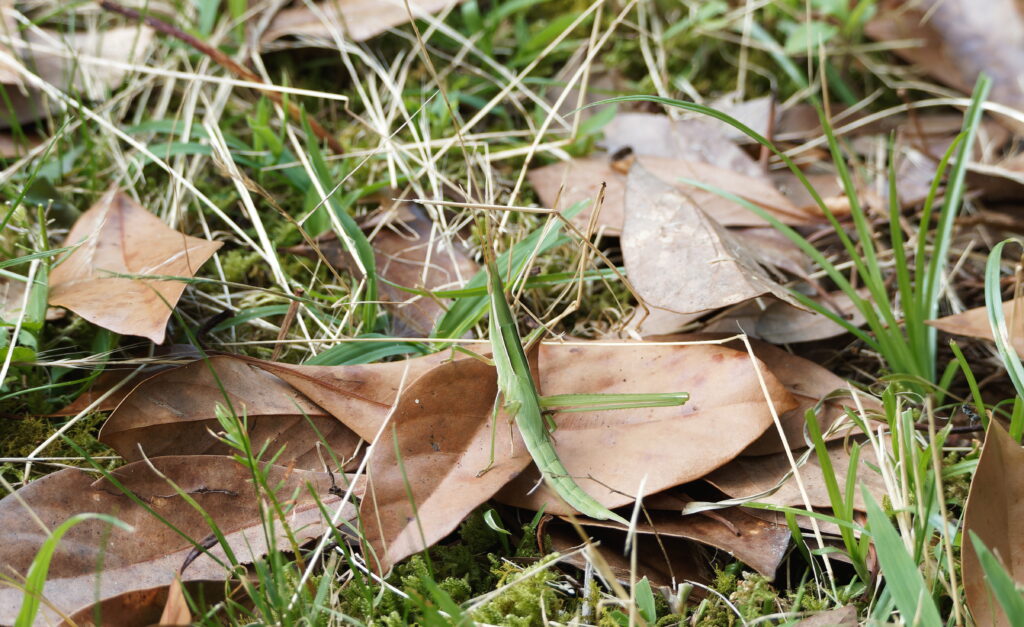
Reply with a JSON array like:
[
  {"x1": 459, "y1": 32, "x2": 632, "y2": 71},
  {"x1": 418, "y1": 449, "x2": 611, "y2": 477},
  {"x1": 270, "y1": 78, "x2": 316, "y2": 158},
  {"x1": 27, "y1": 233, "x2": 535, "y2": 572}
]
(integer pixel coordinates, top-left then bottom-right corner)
[
  {"x1": 360, "y1": 358, "x2": 529, "y2": 573},
  {"x1": 622, "y1": 164, "x2": 802, "y2": 315},
  {"x1": 263, "y1": 0, "x2": 462, "y2": 44},
  {"x1": 495, "y1": 341, "x2": 796, "y2": 514},
  {"x1": 962, "y1": 420, "x2": 1024, "y2": 627},
  {"x1": 927, "y1": 299, "x2": 1024, "y2": 357},
  {"x1": 100, "y1": 355, "x2": 360, "y2": 471},
  {"x1": 0, "y1": 456, "x2": 348, "y2": 625},
  {"x1": 753, "y1": 291, "x2": 867, "y2": 345},
  {"x1": 705, "y1": 438, "x2": 889, "y2": 512},
  {"x1": 289, "y1": 205, "x2": 478, "y2": 336},
  {"x1": 527, "y1": 155, "x2": 813, "y2": 236},
  {"x1": 48, "y1": 188, "x2": 222, "y2": 344},
  {"x1": 569, "y1": 504, "x2": 791, "y2": 578}
]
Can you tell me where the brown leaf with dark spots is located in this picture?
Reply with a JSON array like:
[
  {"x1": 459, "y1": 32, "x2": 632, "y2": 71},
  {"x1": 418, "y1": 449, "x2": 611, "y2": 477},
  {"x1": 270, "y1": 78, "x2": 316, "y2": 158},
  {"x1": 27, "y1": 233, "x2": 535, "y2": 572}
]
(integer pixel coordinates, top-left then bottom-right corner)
[
  {"x1": 360, "y1": 357, "x2": 530, "y2": 573},
  {"x1": 567, "y1": 505, "x2": 791, "y2": 578},
  {"x1": 262, "y1": 0, "x2": 462, "y2": 44},
  {"x1": 927, "y1": 299, "x2": 1024, "y2": 357},
  {"x1": 495, "y1": 341, "x2": 796, "y2": 514},
  {"x1": 963, "y1": 420, "x2": 1024, "y2": 627},
  {"x1": 0, "y1": 456, "x2": 349, "y2": 625},
  {"x1": 100, "y1": 355, "x2": 360, "y2": 471},
  {"x1": 622, "y1": 164, "x2": 803, "y2": 314},
  {"x1": 48, "y1": 188, "x2": 222, "y2": 344}
]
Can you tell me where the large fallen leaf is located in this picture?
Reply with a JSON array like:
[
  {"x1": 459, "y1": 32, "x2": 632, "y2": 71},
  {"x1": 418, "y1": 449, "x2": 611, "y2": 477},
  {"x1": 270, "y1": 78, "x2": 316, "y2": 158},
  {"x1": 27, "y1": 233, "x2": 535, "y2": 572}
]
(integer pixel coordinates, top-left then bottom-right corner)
[
  {"x1": 962, "y1": 420, "x2": 1024, "y2": 627},
  {"x1": 263, "y1": 0, "x2": 462, "y2": 44},
  {"x1": 571, "y1": 504, "x2": 791, "y2": 578},
  {"x1": 866, "y1": 0, "x2": 1024, "y2": 129},
  {"x1": 622, "y1": 164, "x2": 802, "y2": 314},
  {"x1": 705, "y1": 439, "x2": 888, "y2": 512},
  {"x1": 527, "y1": 155, "x2": 814, "y2": 236},
  {"x1": 0, "y1": 26, "x2": 154, "y2": 127},
  {"x1": 495, "y1": 341, "x2": 796, "y2": 514},
  {"x1": 754, "y1": 291, "x2": 867, "y2": 344},
  {"x1": 794, "y1": 605, "x2": 858, "y2": 626},
  {"x1": 48, "y1": 188, "x2": 222, "y2": 344},
  {"x1": 289, "y1": 205, "x2": 479, "y2": 336},
  {"x1": 360, "y1": 357, "x2": 529, "y2": 573},
  {"x1": 927, "y1": 299, "x2": 1024, "y2": 357},
  {"x1": 0, "y1": 456, "x2": 348, "y2": 625},
  {"x1": 653, "y1": 334, "x2": 882, "y2": 456},
  {"x1": 100, "y1": 355, "x2": 360, "y2": 471}
]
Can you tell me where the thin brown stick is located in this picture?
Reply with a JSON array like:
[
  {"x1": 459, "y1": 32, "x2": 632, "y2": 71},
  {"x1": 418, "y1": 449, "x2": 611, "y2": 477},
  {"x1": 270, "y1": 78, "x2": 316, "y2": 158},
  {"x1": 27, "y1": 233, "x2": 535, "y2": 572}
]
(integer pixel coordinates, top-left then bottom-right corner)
[{"x1": 99, "y1": 0, "x2": 344, "y2": 154}]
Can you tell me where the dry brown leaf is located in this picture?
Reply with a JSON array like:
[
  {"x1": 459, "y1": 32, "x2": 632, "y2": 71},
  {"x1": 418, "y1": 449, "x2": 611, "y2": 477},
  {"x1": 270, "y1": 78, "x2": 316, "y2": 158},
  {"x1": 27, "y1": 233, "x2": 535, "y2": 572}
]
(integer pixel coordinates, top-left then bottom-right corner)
[
  {"x1": 263, "y1": 0, "x2": 461, "y2": 44},
  {"x1": 360, "y1": 357, "x2": 530, "y2": 573},
  {"x1": 793, "y1": 605, "x2": 858, "y2": 626},
  {"x1": 927, "y1": 299, "x2": 1024, "y2": 357},
  {"x1": 59, "y1": 581, "x2": 227, "y2": 627},
  {"x1": 0, "y1": 276, "x2": 63, "y2": 325},
  {"x1": 100, "y1": 355, "x2": 360, "y2": 471},
  {"x1": 730, "y1": 227, "x2": 811, "y2": 277},
  {"x1": 570, "y1": 505, "x2": 791, "y2": 578},
  {"x1": 652, "y1": 334, "x2": 882, "y2": 455},
  {"x1": 705, "y1": 439, "x2": 888, "y2": 512},
  {"x1": 527, "y1": 155, "x2": 814, "y2": 236},
  {"x1": 48, "y1": 188, "x2": 222, "y2": 344},
  {"x1": 158, "y1": 577, "x2": 191, "y2": 626},
  {"x1": 0, "y1": 27, "x2": 154, "y2": 127},
  {"x1": 622, "y1": 164, "x2": 803, "y2": 314},
  {"x1": 495, "y1": 341, "x2": 796, "y2": 514},
  {"x1": 601, "y1": 111, "x2": 766, "y2": 179},
  {"x1": 962, "y1": 420, "x2": 1024, "y2": 627},
  {"x1": 755, "y1": 291, "x2": 868, "y2": 345},
  {"x1": 289, "y1": 205, "x2": 478, "y2": 336},
  {"x1": 0, "y1": 456, "x2": 348, "y2": 625},
  {"x1": 866, "y1": 0, "x2": 1024, "y2": 129},
  {"x1": 546, "y1": 522, "x2": 712, "y2": 589}
]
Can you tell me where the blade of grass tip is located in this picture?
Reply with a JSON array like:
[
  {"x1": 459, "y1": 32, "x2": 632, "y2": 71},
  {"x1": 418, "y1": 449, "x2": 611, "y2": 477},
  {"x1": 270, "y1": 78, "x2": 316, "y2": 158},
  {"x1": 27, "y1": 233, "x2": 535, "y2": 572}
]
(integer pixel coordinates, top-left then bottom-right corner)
[
  {"x1": 863, "y1": 490, "x2": 942, "y2": 625},
  {"x1": 16, "y1": 513, "x2": 132, "y2": 627},
  {"x1": 923, "y1": 75, "x2": 992, "y2": 345},
  {"x1": 986, "y1": 239, "x2": 1024, "y2": 438},
  {"x1": 949, "y1": 340, "x2": 987, "y2": 428},
  {"x1": 969, "y1": 531, "x2": 1024, "y2": 623},
  {"x1": 486, "y1": 258, "x2": 627, "y2": 524}
]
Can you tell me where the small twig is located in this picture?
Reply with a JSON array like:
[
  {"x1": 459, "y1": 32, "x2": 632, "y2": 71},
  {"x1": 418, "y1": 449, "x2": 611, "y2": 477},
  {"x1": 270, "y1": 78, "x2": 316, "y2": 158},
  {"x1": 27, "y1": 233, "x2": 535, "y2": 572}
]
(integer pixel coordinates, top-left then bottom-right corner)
[{"x1": 98, "y1": 1, "x2": 344, "y2": 154}]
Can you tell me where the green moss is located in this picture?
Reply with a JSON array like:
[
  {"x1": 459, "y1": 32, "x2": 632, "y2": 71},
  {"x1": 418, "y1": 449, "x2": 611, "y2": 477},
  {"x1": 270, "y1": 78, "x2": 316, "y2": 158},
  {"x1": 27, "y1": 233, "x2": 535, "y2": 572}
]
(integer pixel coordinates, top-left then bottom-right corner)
[
  {"x1": 219, "y1": 249, "x2": 266, "y2": 284},
  {"x1": 0, "y1": 411, "x2": 116, "y2": 484},
  {"x1": 472, "y1": 554, "x2": 564, "y2": 627}
]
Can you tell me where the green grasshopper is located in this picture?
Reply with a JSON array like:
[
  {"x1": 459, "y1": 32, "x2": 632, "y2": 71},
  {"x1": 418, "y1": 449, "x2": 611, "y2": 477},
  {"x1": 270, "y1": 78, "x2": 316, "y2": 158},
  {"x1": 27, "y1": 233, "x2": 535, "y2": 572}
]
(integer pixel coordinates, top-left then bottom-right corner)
[{"x1": 485, "y1": 257, "x2": 632, "y2": 524}]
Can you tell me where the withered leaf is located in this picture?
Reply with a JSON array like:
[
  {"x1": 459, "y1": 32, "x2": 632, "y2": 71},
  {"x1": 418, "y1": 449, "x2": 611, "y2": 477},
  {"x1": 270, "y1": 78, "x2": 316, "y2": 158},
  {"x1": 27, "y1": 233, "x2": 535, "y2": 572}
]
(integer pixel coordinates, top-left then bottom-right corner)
[
  {"x1": 360, "y1": 358, "x2": 529, "y2": 573},
  {"x1": 705, "y1": 439, "x2": 888, "y2": 512},
  {"x1": 495, "y1": 341, "x2": 796, "y2": 514},
  {"x1": 0, "y1": 456, "x2": 348, "y2": 625},
  {"x1": 754, "y1": 291, "x2": 867, "y2": 345},
  {"x1": 527, "y1": 155, "x2": 814, "y2": 236},
  {"x1": 263, "y1": 0, "x2": 462, "y2": 45},
  {"x1": 622, "y1": 164, "x2": 803, "y2": 314},
  {"x1": 793, "y1": 605, "x2": 858, "y2": 626},
  {"x1": 48, "y1": 188, "x2": 222, "y2": 344},
  {"x1": 569, "y1": 505, "x2": 791, "y2": 578},
  {"x1": 962, "y1": 420, "x2": 1024, "y2": 627},
  {"x1": 100, "y1": 355, "x2": 360, "y2": 471},
  {"x1": 927, "y1": 299, "x2": 1024, "y2": 357},
  {"x1": 59, "y1": 581, "x2": 226, "y2": 627}
]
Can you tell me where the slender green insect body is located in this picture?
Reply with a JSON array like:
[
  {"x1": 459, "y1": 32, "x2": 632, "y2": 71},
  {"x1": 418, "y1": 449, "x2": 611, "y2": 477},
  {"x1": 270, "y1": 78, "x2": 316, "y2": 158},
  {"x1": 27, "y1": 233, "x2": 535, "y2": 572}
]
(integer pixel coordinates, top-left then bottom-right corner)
[{"x1": 486, "y1": 259, "x2": 627, "y2": 524}]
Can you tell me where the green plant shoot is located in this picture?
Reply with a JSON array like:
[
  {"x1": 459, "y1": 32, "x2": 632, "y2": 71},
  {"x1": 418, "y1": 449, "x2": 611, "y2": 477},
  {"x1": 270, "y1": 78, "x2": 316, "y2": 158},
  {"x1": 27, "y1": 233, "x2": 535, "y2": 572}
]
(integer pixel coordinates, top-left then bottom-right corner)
[{"x1": 486, "y1": 258, "x2": 628, "y2": 524}]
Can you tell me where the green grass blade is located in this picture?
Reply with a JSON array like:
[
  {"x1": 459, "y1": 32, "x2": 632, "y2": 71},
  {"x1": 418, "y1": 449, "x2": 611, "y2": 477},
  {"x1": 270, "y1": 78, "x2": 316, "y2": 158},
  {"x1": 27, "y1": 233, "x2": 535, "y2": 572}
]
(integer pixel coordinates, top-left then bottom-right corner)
[
  {"x1": 864, "y1": 491, "x2": 942, "y2": 625},
  {"x1": 969, "y1": 531, "x2": 1024, "y2": 623},
  {"x1": 985, "y1": 239, "x2": 1024, "y2": 405},
  {"x1": 16, "y1": 513, "x2": 132, "y2": 627}
]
